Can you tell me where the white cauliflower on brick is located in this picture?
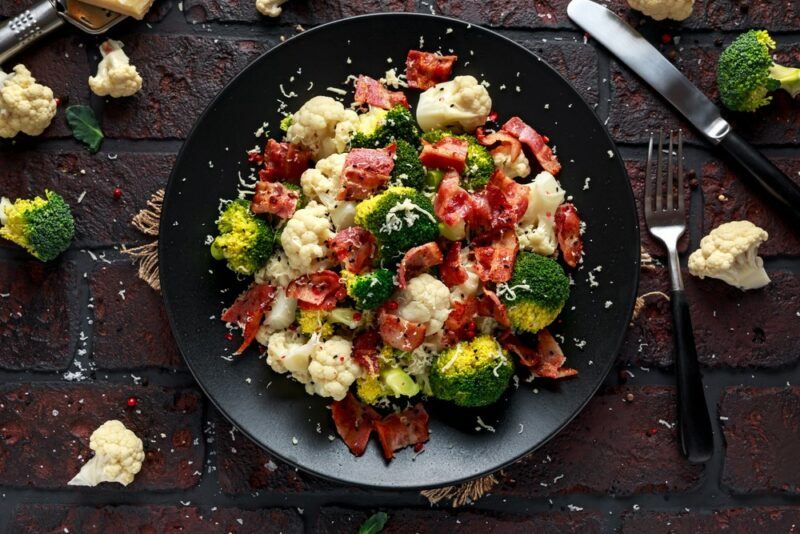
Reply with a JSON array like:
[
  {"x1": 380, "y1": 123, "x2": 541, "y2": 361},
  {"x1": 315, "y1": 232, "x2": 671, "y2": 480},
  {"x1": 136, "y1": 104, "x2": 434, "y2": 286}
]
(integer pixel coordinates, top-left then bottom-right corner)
[
  {"x1": 305, "y1": 335, "x2": 361, "y2": 400},
  {"x1": 397, "y1": 273, "x2": 452, "y2": 335},
  {"x1": 68, "y1": 420, "x2": 145, "y2": 487},
  {"x1": 255, "y1": 0, "x2": 288, "y2": 16},
  {"x1": 300, "y1": 153, "x2": 346, "y2": 209},
  {"x1": 280, "y1": 200, "x2": 334, "y2": 274},
  {"x1": 493, "y1": 149, "x2": 530, "y2": 179},
  {"x1": 627, "y1": 0, "x2": 693, "y2": 21},
  {"x1": 688, "y1": 220, "x2": 770, "y2": 290},
  {"x1": 265, "y1": 330, "x2": 318, "y2": 383},
  {"x1": 516, "y1": 171, "x2": 565, "y2": 256},
  {"x1": 0, "y1": 64, "x2": 57, "y2": 138},
  {"x1": 285, "y1": 96, "x2": 359, "y2": 159},
  {"x1": 255, "y1": 250, "x2": 303, "y2": 287},
  {"x1": 416, "y1": 75, "x2": 491, "y2": 133},
  {"x1": 89, "y1": 40, "x2": 143, "y2": 98}
]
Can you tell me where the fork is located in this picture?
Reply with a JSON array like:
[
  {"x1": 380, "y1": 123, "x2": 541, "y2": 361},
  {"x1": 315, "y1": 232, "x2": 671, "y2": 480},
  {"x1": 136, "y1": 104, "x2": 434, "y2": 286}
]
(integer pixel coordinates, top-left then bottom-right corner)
[{"x1": 644, "y1": 130, "x2": 713, "y2": 464}]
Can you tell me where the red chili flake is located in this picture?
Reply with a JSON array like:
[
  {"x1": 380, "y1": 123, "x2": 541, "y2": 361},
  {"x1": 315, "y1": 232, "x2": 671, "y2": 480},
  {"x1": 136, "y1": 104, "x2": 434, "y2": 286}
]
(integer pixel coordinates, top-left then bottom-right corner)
[
  {"x1": 661, "y1": 33, "x2": 672, "y2": 44},
  {"x1": 113, "y1": 187, "x2": 122, "y2": 199},
  {"x1": 55, "y1": 97, "x2": 62, "y2": 106},
  {"x1": 224, "y1": 332, "x2": 234, "y2": 341},
  {"x1": 386, "y1": 300, "x2": 399, "y2": 311},
  {"x1": 126, "y1": 396, "x2": 138, "y2": 408},
  {"x1": 353, "y1": 312, "x2": 362, "y2": 321},
  {"x1": 543, "y1": 135, "x2": 550, "y2": 143},
  {"x1": 647, "y1": 427, "x2": 658, "y2": 436}
]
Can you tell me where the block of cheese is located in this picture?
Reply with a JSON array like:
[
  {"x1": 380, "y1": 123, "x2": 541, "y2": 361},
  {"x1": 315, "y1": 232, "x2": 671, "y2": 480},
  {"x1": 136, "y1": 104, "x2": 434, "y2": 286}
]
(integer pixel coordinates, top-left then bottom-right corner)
[{"x1": 78, "y1": 0, "x2": 153, "y2": 19}]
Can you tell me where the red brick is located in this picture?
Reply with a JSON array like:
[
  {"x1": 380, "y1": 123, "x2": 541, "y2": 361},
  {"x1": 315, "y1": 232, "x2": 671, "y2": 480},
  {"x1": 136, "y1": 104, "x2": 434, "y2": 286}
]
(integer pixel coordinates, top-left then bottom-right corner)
[
  {"x1": 0, "y1": 151, "x2": 175, "y2": 248},
  {"x1": 701, "y1": 158, "x2": 800, "y2": 257},
  {"x1": 720, "y1": 387, "x2": 800, "y2": 495},
  {"x1": 516, "y1": 40, "x2": 599, "y2": 105},
  {"x1": 9, "y1": 504, "x2": 302, "y2": 533},
  {"x1": 618, "y1": 266, "x2": 673, "y2": 368},
  {"x1": 497, "y1": 386, "x2": 702, "y2": 497},
  {"x1": 100, "y1": 35, "x2": 272, "y2": 139},
  {"x1": 0, "y1": 383, "x2": 203, "y2": 489},
  {"x1": 0, "y1": 259, "x2": 77, "y2": 371},
  {"x1": 434, "y1": 0, "x2": 579, "y2": 28},
  {"x1": 622, "y1": 507, "x2": 800, "y2": 534},
  {"x1": 90, "y1": 263, "x2": 183, "y2": 369},
  {"x1": 686, "y1": 272, "x2": 800, "y2": 368},
  {"x1": 184, "y1": 0, "x2": 415, "y2": 24},
  {"x1": 316, "y1": 507, "x2": 603, "y2": 533}
]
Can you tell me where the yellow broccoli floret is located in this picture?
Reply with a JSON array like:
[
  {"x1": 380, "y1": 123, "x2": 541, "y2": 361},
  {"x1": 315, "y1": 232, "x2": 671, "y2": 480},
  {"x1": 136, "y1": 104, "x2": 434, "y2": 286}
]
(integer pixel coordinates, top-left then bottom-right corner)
[{"x1": 297, "y1": 310, "x2": 334, "y2": 337}]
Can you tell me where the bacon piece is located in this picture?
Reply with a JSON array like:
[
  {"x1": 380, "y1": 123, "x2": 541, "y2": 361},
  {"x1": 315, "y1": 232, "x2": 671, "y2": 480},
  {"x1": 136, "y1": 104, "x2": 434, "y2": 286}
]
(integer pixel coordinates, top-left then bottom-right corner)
[
  {"x1": 419, "y1": 137, "x2": 468, "y2": 173},
  {"x1": 250, "y1": 181, "x2": 300, "y2": 219},
  {"x1": 500, "y1": 330, "x2": 577, "y2": 379},
  {"x1": 405, "y1": 50, "x2": 457, "y2": 90},
  {"x1": 555, "y1": 203, "x2": 584, "y2": 268},
  {"x1": 286, "y1": 270, "x2": 346, "y2": 311},
  {"x1": 476, "y1": 128, "x2": 523, "y2": 163},
  {"x1": 433, "y1": 170, "x2": 472, "y2": 227},
  {"x1": 352, "y1": 329, "x2": 382, "y2": 376},
  {"x1": 338, "y1": 146, "x2": 396, "y2": 201},
  {"x1": 471, "y1": 228, "x2": 519, "y2": 283},
  {"x1": 397, "y1": 242, "x2": 443, "y2": 289},
  {"x1": 354, "y1": 75, "x2": 409, "y2": 109},
  {"x1": 221, "y1": 283, "x2": 277, "y2": 354},
  {"x1": 377, "y1": 308, "x2": 427, "y2": 351},
  {"x1": 501, "y1": 117, "x2": 561, "y2": 175},
  {"x1": 327, "y1": 227, "x2": 376, "y2": 275},
  {"x1": 373, "y1": 403, "x2": 430, "y2": 460},
  {"x1": 477, "y1": 289, "x2": 510, "y2": 328},
  {"x1": 469, "y1": 170, "x2": 528, "y2": 234},
  {"x1": 440, "y1": 241, "x2": 468, "y2": 287},
  {"x1": 331, "y1": 393, "x2": 380, "y2": 456},
  {"x1": 257, "y1": 139, "x2": 313, "y2": 183},
  {"x1": 443, "y1": 296, "x2": 478, "y2": 344}
]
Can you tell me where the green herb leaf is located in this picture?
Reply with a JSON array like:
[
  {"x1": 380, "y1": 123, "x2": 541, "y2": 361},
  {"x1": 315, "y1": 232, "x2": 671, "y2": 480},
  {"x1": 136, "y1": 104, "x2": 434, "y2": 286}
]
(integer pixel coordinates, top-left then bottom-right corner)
[
  {"x1": 358, "y1": 512, "x2": 388, "y2": 534},
  {"x1": 66, "y1": 105, "x2": 104, "y2": 153}
]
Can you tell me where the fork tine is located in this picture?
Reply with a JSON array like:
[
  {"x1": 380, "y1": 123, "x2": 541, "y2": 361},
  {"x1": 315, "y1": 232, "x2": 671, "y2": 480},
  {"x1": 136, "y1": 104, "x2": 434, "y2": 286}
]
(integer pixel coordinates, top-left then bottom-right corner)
[
  {"x1": 645, "y1": 132, "x2": 655, "y2": 217},
  {"x1": 666, "y1": 131, "x2": 675, "y2": 211},
  {"x1": 655, "y1": 130, "x2": 664, "y2": 212},
  {"x1": 677, "y1": 129, "x2": 684, "y2": 211}
]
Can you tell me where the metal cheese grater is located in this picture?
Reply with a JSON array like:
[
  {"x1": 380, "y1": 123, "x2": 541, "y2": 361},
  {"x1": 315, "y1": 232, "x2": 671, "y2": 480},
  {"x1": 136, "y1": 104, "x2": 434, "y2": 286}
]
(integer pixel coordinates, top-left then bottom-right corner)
[{"x1": 0, "y1": 0, "x2": 126, "y2": 65}]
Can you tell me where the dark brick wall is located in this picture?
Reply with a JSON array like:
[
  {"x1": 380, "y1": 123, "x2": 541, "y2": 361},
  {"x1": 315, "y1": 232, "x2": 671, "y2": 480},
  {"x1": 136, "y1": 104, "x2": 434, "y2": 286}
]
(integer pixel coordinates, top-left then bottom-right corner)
[{"x1": 1, "y1": 0, "x2": 799, "y2": 531}]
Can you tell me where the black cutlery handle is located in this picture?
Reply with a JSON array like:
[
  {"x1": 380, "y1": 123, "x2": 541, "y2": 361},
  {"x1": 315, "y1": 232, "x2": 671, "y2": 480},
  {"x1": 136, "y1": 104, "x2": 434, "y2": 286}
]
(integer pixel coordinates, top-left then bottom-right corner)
[
  {"x1": 718, "y1": 131, "x2": 800, "y2": 226},
  {"x1": 671, "y1": 289, "x2": 713, "y2": 464}
]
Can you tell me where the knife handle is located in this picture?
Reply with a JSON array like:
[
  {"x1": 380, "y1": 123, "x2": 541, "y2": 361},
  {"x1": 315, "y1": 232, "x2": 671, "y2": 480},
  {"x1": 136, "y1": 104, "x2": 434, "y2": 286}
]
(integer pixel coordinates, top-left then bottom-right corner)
[{"x1": 718, "y1": 131, "x2": 800, "y2": 226}]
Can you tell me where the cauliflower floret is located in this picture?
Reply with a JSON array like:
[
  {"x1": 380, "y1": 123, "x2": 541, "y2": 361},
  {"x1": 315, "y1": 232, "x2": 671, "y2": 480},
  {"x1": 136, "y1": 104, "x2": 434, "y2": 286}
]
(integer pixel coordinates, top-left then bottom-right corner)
[
  {"x1": 88, "y1": 40, "x2": 143, "y2": 98},
  {"x1": 627, "y1": 0, "x2": 693, "y2": 21},
  {"x1": 300, "y1": 153, "x2": 346, "y2": 209},
  {"x1": 416, "y1": 75, "x2": 492, "y2": 133},
  {"x1": 255, "y1": 250, "x2": 302, "y2": 287},
  {"x1": 257, "y1": 287, "x2": 297, "y2": 336},
  {"x1": 68, "y1": 420, "x2": 145, "y2": 487},
  {"x1": 397, "y1": 273, "x2": 452, "y2": 335},
  {"x1": 286, "y1": 96, "x2": 359, "y2": 159},
  {"x1": 329, "y1": 200, "x2": 357, "y2": 231},
  {"x1": 255, "y1": 0, "x2": 288, "y2": 16},
  {"x1": 265, "y1": 330, "x2": 318, "y2": 384},
  {"x1": 305, "y1": 336, "x2": 361, "y2": 400},
  {"x1": 450, "y1": 247, "x2": 481, "y2": 303},
  {"x1": 280, "y1": 201, "x2": 334, "y2": 274},
  {"x1": 493, "y1": 149, "x2": 531, "y2": 180},
  {"x1": 688, "y1": 220, "x2": 770, "y2": 290},
  {"x1": 0, "y1": 64, "x2": 57, "y2": 138},
  {"x1": 516, "y1": 171, "x2": 565, "y2": 256}
]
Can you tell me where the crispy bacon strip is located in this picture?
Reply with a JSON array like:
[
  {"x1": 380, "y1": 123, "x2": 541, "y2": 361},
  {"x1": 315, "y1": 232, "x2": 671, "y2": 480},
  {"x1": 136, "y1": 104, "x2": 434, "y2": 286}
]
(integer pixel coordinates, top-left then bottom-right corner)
[
  {"x1": 250, "y1": 181, "x2": 300, "y2": 219},
  {"x1": 286, "y1": 270, "x2": 346, "y2": 311},
  {"x1": 475, "y1": 128, "x2": 523, "y2": 163},
  {"x1": 501, "y1": 117, "x2": 561, "y2": 175},
  {"x1": 443, "y1": 296, "x2": 478, "y2": 344},
  {"x1": 555, "y1": 203, "x2": 584, "y2": 268},
  {"x1": 477, "y1": 289, "x2": 510, "y2": 328},
  {"x1": 500, "y1": 330, "x2": 578, "y2": 379},
  {"x1": 339, "y1": 146, "x2": 396, "y2": 201},
  {"x1": 377, "y1": 308, "x2": 427, "y2": 351},
  {"x1": 373, "y1": 403, "x2": 430, "y2": 460},
  {"x1": 255, "y1": 139, "x2": 313, "y2": 183},
  {"x1": 397, "y1": 242, "x2": 443, "y2": 288},
  {"x1": 470, "y1": 228, "x2": 519, "y2": 284},
  {"x1": 469, "y1": 170, "x2": 528, "y2": 234},
  {"x1": 354, "y1": 75, "x2": 409, "y2": 109},
  {"x1": 352, "y1": 329, "x2": 382, "y2": 376},
  {"x1": 419, "y1": 137, "x2": 468, "y2": 173},
  {"x1": 327, "y1": 227, "x2": 376, "y2": 275},
  {"x1": 434, "y1": 170, "x2": 472, "y2": 227},
  {"x1": 440, "y1": 241, "x2": 468, "y2": 287},
  {"x1": 221, "y1": 283, "x2": 277, "y2": 354},
  {"x1": 331, "y1": 393, "x2": 380, "y2": 456},
  {"x1": 405, "y1": 50, "x2": 457, "y2": 90}
]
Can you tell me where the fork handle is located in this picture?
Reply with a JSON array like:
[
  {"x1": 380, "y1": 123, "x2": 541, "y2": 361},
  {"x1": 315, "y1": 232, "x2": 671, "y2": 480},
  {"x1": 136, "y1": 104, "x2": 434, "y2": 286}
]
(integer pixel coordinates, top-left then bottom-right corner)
[{"x1": 671, "y1": 289, "x2": 714, "y2": 464}]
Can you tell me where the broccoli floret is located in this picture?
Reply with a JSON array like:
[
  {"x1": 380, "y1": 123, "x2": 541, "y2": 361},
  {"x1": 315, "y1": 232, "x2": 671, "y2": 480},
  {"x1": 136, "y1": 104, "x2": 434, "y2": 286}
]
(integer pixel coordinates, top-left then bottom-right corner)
[
  {"x1": 356, "y1": 365, "x2": 420, "y2": 405},
  {"x1": 344, "y1": 268, "x2": 395, "y2": 310},
  {"x1": 354, "y1": 187, "x2": 439, "y2": 265},
  {"x1": 0, "y1": 190, "x2": 74, "y2": 261},
  {"x1": 421, "y1": 130, "x2": 494, "y2": 190},
  {"x1": 279, "y1": 114, "x2": 293, "y2": 131},
  {"x1": 350, "y1": 105, "x2": 421, "y2": 149},
  {"x1": 497, "y1": 252, "x2": 570, "y2": 334},
  {"x1": 210, "y1": 199, "x2": 275, "y2": 275},
  {"x1": 429, "y1": 335, "x2": 514, "y2": 407},
  {"x1": 391, "y1": 139, "x2": 426, "y2": 189},
  {"x1": 297, "y1": 307, "x2": 364, "y2": 337},
  {"x1": 717, "y1": 30, "x2": 800, "y2": 112}
]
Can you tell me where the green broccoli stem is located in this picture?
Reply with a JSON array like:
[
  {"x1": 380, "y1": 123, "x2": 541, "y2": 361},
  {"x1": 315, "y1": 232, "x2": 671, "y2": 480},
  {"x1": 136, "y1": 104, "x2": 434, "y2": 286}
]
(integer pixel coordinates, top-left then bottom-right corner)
[{"x1": 770, "y1": 63, "x2": 800, "y2": 98}]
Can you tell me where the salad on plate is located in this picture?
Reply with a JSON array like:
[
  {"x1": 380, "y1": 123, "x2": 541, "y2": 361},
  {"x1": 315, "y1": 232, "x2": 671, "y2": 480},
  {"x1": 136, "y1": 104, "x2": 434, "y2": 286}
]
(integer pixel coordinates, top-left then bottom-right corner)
[{"x1": 210, "y1": 49, "x2": 584, "y2": 460}]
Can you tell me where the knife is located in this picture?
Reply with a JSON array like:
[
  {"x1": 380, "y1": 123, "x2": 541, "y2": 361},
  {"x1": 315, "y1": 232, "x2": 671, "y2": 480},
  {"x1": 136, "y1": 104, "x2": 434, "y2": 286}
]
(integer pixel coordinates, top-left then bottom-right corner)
[{"x1": 567, "y1": 0, "x2": 800, "y2": 226}]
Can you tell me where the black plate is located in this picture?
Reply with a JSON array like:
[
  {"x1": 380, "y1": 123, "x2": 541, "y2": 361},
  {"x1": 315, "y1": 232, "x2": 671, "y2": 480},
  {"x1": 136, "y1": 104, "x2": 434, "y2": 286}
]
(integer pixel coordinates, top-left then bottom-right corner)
[{"x1": 160, "y1": 13, "x2": 640, "y2": 489}]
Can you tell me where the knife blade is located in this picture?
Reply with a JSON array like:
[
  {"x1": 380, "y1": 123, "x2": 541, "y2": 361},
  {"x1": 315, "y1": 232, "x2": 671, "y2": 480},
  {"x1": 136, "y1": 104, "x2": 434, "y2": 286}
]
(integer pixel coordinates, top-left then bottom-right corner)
[{"x1": 567, "y1": 0, "x2": 800, "y2": 224}]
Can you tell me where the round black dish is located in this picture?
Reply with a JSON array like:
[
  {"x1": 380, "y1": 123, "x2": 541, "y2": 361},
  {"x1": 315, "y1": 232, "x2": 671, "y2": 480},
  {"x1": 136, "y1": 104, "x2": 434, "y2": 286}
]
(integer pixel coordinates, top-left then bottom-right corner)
[{"x1": 160, "y1": 13, "x2": 640, "y2": 489}]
